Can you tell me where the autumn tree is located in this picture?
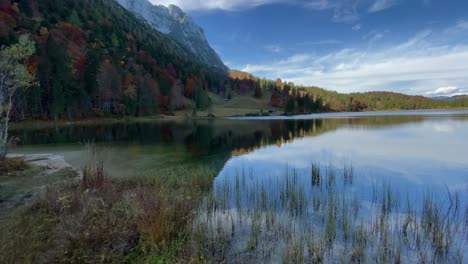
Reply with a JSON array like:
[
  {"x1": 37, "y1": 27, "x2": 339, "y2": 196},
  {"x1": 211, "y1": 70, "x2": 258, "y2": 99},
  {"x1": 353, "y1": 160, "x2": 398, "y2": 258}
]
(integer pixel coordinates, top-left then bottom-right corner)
[
  {"x1": 270, "y1": 90, "x2": 281, "y2": 107},
  {"x1": 0, "y1": 0, "x2": 236, "y2": 120},
  {"x1": 38, "y1": 36, "x2": 75, "y2": 120},
  {"x1": 136, "y1": 73, "x2": 160, "y2": 115},
  {"x1": 169, "y1": 79, "x2": 184, "y2": 112},
  {"x1": 122, "y1": 72, "x2": 137, "y2": 115},
  {"x1": 184, "y1": 77, "x2": 196, "y2": 98},
  {"x1": 0, "y1": 35, "x2": 35, "y2": 157},
  {"x1": 276, "y1": 78, "x2": 282, "y2": 87},
  {"x1": 97, "y1": 59, "x2": 121, "y2": 113}
]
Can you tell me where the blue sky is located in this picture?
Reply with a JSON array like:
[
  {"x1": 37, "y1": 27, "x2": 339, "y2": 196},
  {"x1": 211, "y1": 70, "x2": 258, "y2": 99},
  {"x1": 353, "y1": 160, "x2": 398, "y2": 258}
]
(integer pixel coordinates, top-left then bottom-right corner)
[{"x1": 150, "y1": 0, "x2": 468, "y2": 96}]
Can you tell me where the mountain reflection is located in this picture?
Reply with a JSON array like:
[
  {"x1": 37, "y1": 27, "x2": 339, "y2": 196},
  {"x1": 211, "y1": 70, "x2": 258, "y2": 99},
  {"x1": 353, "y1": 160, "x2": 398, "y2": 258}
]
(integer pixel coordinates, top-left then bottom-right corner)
[{"x1": 12, "y1": 115, "x2": 435, "y2": 158}]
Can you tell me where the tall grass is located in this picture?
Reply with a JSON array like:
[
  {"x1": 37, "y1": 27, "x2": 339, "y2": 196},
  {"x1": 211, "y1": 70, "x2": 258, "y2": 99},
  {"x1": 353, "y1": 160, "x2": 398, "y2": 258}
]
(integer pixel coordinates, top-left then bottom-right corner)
[
  {"x1": 191, "y1": 163, "x2": 468, "y2": 263},
  {"x1": 0, "y1": 145, "x2": 217, "y2": 263},
  {"x1": 1, "y1": 149, "x2": 466, "y2": 263},
  {"x1": 0, "y1": 157, "x2": 28, "y2": 174}
]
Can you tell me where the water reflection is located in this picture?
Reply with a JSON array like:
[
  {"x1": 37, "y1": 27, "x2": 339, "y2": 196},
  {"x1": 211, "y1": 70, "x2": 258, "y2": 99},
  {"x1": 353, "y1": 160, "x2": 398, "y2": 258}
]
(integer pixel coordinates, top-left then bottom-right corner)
[
  {"x1": 198, "y1": 161, "x2": 467, "y2": 263},
  {"x1": 199, "y1": 111, "x2": 468, "y2": 263},
  {"x1": 8, "y1": 111, "x2": 468, "y2": 262},
  {"x1": 217, "y1": 114, "x2": 468, "y2": 205},
  {"x1": 10, "y1": 113, "x2": 468, "y2": 181}
]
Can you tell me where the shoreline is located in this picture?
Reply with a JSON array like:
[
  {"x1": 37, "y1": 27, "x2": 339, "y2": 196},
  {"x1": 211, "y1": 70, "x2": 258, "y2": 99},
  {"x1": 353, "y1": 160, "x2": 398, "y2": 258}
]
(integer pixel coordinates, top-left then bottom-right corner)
[
  {"x1": 227, "y1": 108, "x2": 468, "y2": 120},
  {"x1": 10, "y1": 108, "x2": 468, "y2": 129},
  {"x1": 6, "y1": 153, "x2": 76, "y2": 175},
  {"x1": 1, "y1": 154, "x2": 78, "y2": 217}
]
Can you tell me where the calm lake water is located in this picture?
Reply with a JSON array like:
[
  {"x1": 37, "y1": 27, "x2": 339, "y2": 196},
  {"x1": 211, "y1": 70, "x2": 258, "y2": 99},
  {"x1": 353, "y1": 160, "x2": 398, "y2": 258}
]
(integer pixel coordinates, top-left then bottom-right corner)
[
  {"x1": 11, "y1": 110, "x2": 468, "y2": 261},
  {"x1": 11, "y1": 110, "x2": 468, "y2": 196}
]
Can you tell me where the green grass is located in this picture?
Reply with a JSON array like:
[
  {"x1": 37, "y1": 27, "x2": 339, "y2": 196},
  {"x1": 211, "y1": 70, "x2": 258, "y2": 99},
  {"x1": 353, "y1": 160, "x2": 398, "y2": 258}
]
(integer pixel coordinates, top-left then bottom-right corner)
[{"x1": 172, "y1": 90, "x2": 279, "y2": 118}]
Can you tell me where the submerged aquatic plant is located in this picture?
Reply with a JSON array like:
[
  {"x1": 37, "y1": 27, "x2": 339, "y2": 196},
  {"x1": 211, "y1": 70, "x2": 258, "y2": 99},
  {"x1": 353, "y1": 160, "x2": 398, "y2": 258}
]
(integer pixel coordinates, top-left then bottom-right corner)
[{"x1": 191, "y1": 163, "x2": 468, "y2": 263}]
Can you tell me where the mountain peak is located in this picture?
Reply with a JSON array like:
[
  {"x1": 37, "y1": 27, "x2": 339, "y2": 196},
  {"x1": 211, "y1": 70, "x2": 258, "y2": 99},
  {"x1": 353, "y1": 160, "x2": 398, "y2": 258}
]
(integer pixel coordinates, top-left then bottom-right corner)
[
  {"x1": 117, "y1": 0, "x2": 227, "y2": 71},
  {"x1": 168, "y1": 4, "x2": 184, "y2": 15}
]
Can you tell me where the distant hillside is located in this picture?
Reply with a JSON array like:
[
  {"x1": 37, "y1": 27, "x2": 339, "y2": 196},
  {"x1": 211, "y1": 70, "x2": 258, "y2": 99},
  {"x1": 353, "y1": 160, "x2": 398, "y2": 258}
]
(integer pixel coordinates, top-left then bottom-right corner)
[
  {"x1": 432, "y1": 95, "x2": 468, "y2": 101},
  {"x1": 229, "y1": 70, "x2": 254, "y2": 80},
  {"x1": 0, "y1": 0, "x2": 228, "y2": 119},
  {"x1": 303, "y1": 86, "x2": 468, "y2": 111},
  {"x1": 226, "y1": 69, "x2": 468, "y2": 114},
  {"x1": 116, "y1": 0, "x2": 228, "y2": 72}
]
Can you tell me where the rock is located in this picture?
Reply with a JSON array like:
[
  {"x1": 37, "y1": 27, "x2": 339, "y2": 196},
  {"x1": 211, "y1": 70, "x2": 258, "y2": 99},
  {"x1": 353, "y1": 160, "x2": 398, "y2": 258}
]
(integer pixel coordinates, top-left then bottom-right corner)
[
  {"x1": 7, "y1": 153, "x2": 73, "y2": 175},
  {"x1": 1, "y1": 154, "x2": 78, "y2": 217}
]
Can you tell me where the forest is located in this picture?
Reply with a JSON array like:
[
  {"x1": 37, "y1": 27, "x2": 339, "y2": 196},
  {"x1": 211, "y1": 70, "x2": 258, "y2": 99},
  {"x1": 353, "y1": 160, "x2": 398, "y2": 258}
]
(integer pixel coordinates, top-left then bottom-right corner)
[
  {"x1": 1, "y1": 0, "x2": 467, "y2": 122},
  {"x1": 1, "y1": 0, "x2": 228, "y2": 120},
  {"x1": 229, "y1": 71, "x2": 468, "y2": 114}
]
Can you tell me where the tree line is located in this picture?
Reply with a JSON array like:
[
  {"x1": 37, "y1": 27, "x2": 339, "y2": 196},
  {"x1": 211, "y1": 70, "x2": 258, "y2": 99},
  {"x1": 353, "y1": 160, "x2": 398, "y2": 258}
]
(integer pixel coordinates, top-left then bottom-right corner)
[
  {"x1": 229, "y1": 71, "x2": 468, "y2": 113},
  {"x1": 1, "y1": 0, "x2": 466, "y2": 125}
]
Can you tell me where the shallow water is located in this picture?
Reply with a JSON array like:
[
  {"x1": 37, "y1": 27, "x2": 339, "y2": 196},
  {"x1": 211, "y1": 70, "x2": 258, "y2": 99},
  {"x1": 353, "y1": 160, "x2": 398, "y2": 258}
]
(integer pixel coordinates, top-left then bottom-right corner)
[
  {"x1": 11, "y1": 110, "x2": 468, "y2": 194},
  {"x1": 219, "y1": 112, "x2": 468, "y2": 206},
  {"x1": 10, "y1": 109, "x2": 468, "y2": 262}
]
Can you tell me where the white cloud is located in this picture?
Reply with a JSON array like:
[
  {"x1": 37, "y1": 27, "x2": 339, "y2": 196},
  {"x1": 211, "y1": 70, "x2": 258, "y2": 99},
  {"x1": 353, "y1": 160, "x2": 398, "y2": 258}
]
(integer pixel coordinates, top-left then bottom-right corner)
[
  {"x1": 368, "y1": 0, "x2": 397, "y2": 13},
  {"x1": 305, "y1": 0, "x2": 362, "y2": 22},
  {"x1": 442, "y1": 20, "x2": 468, "y2": 36},
  {"x1": 296, "y1": 40, "x2": 343, "y2": 46},
  {"x1": 239, "y1": 26, "x2": 468, "y2": 94},
  {"x1": 352, "y1": 24, "x2": 362, "y2": 31},
  {"x1": 364, "y1": 30, "x2": 385, "y2": 43},
  {"x1": 456, "y1": 20, "x2": 468, "y2": 30},
  {"x1": 422, "y1": 0, "x2": 431, "y2": 6},
  {"x1": 304, "y1": 0, "x2": 332, "y2": 10},
  {"x1": 332, "y1": 2, "x2": 360, "y2": 22},
  {"x1": 425, "y1": 86, "x2": 468, "y2": 97},
  {"x1": 394, "y1": 29, "x2": 431, "y2": 50},
  {"x1": 243, "y1": 49, "x2": 468, "y2": 94},
  {"x1": 149, "y1": 0, "x2": 288, "y2": 11},
  {"x1": 150, "y1": 0, "x2": 342, "y2": 12},
  {"x1": 264, "y1": 44, "x2": 282, "y2": 53},
  {"x1": 426, "y1": 86, "x2": 458, "y2": 95},
  {"x1": 150, "y1": 0, "x2": 360, "y2": 23}
]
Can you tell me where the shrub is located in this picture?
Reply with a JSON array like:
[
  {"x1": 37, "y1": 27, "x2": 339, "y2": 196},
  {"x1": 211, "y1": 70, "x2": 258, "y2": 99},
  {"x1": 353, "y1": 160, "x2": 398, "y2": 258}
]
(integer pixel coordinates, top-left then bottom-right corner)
[{"x1": 0, "y1": 158, "x2": 28, "y2": 174}]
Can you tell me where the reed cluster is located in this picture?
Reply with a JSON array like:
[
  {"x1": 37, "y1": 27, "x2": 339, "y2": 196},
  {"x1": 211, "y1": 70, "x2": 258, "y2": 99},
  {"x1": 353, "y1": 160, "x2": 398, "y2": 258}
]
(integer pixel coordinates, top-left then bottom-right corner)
[{"x1": 191, "y1": 163, "x2": 467, "y2": 263}]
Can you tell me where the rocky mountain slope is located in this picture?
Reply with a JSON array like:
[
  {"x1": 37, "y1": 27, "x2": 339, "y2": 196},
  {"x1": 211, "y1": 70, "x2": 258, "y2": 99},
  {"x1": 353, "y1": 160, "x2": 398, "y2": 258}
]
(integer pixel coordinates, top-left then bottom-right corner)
[{"x1": 116, "y1": 0, "x2": 228, "y2": 72}]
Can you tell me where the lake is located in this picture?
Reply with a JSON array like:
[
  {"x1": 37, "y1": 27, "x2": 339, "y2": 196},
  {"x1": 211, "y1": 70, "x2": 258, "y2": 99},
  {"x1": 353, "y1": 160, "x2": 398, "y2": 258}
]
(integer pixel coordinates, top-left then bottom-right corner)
[
  {"x1": 11, "y1": 110, "x2": 468, "y2": 189},
  {"x1": 10, "y1": 110, "x2": 468, "y2": 262}
]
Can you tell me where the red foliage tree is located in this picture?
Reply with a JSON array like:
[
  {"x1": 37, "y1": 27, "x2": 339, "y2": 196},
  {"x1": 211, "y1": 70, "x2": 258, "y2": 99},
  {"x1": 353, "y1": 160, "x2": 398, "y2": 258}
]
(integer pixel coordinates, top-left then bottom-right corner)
[
  {"x1": 271, "y1": 91, "x2": 281, "y2": 107},
  {"x1": 57, "y1": 22, "x2": 86, "y2": 46},
  {"x1": 97, "y1": 59, "x2": 121, "y2": 112},
  {"x1": 184, "y1": 77, "x2": 197, "y2": 98},
  {"x1": 122, "y1": 72, "x2": 137, "y2": 99}
]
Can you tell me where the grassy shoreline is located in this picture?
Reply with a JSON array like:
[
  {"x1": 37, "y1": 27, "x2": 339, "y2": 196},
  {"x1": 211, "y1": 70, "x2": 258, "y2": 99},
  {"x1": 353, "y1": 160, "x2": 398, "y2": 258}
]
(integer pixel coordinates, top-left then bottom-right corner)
[
  {"x1": 10, "y1": 107, "x2": 468, "y2": 130},
  {"x1": 0, "y1": 152, "x2": 217, "y2": 263},
  {"x1": 8, "y1": 90, "x2": 467, "y2": 130},
  {"x1": 1, "y1": 153, "x2": 467, "y2": 263}
]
